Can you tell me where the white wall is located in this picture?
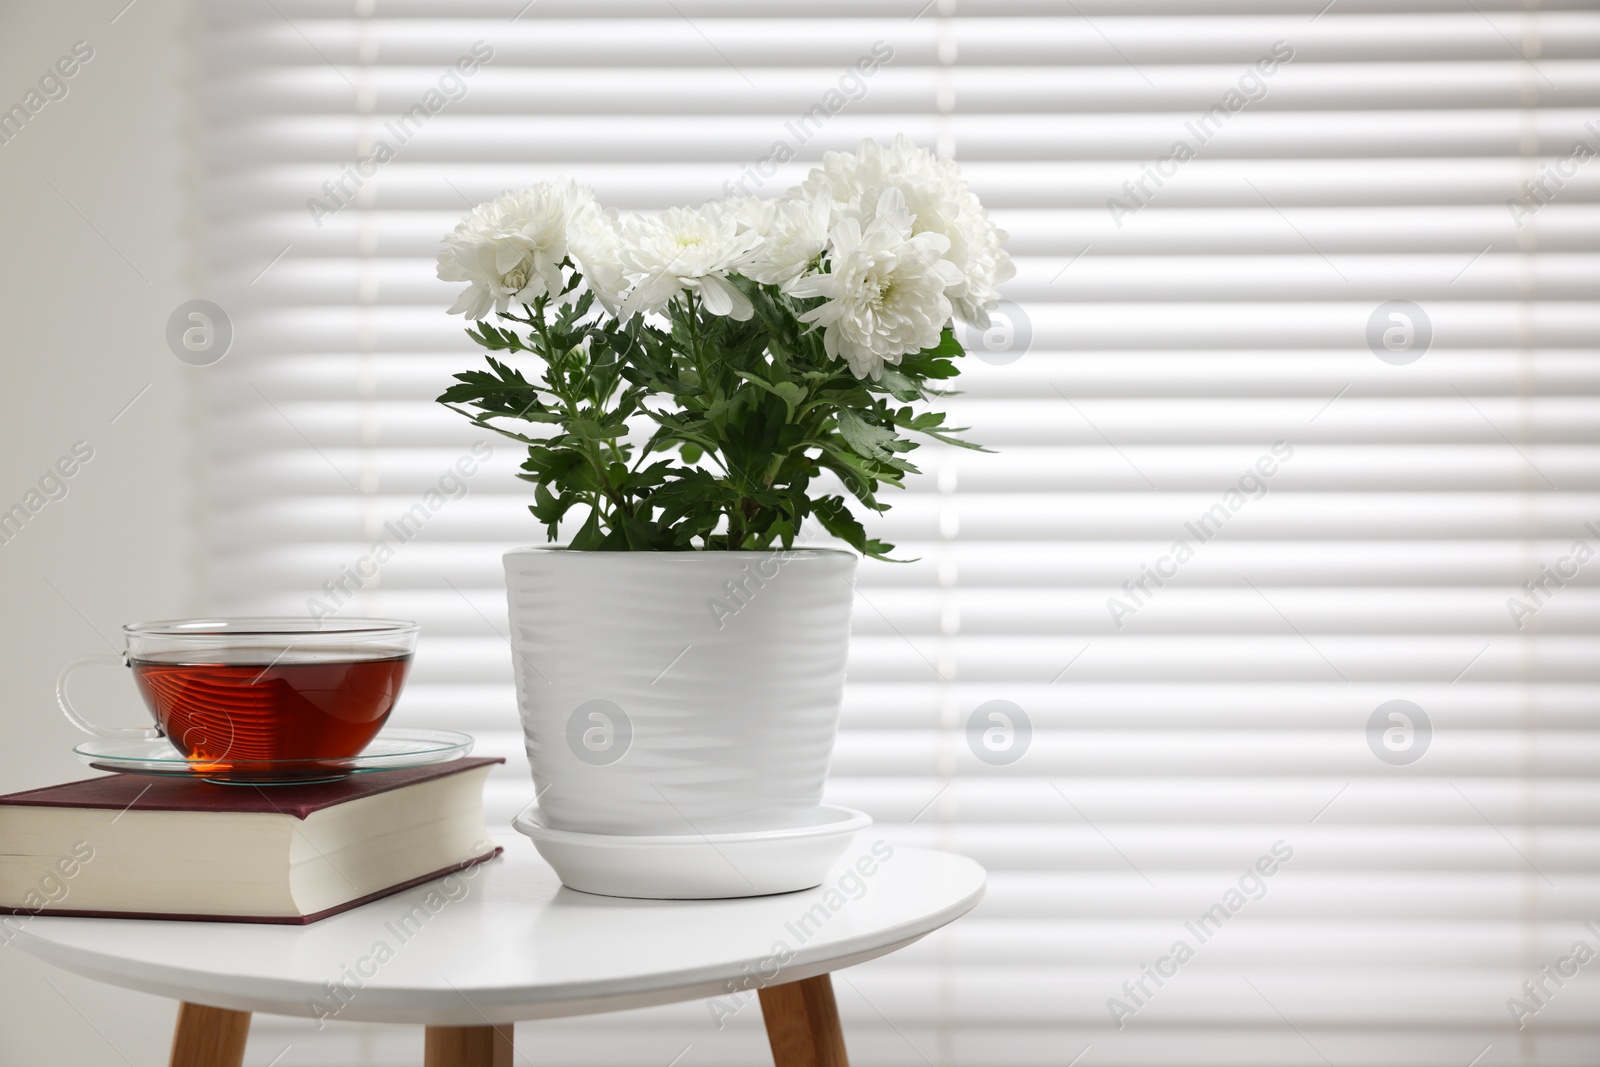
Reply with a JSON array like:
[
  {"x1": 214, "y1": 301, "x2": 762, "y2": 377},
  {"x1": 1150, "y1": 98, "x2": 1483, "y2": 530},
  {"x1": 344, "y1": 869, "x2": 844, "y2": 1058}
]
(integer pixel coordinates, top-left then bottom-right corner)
[{"x1": 0, "y1": 0, "x2": 198, "y2": 1062}]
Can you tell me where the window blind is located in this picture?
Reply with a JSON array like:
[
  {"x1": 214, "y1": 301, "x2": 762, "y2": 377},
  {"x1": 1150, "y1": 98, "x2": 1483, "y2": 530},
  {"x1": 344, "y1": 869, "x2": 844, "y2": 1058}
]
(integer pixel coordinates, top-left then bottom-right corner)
[{"x1": 205, "y1": 2, "x2": 1600, "y2": 1064}]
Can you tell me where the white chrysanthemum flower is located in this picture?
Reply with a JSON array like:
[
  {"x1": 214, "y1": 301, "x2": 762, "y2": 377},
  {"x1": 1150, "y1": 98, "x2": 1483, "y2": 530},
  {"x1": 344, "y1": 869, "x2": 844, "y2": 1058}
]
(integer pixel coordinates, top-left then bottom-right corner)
[
  {"x1": 798, "y1": 140, "x2": 892, "y2": 207},
  {"x1": 742, "y1": 194, "x2": 831, "y2": 289},
  {"x1": 799, "y1": 136, "x2": 1014, "y2": 327},
  {"x1": 895, "y1": 176, "x2": 1014, "y2": 328},
  {"x1": 436, "y1": 180, "x2": 597, "y2": 319},
  {"x1": 788, "y1": 188, "x2": 963, "y2": 381},
  {"x1": 567, "y1": 206, "x2": 629, "y2": 316},
  {"x1": 617, "y1": 204, "x2": 762, "y2": 321}
]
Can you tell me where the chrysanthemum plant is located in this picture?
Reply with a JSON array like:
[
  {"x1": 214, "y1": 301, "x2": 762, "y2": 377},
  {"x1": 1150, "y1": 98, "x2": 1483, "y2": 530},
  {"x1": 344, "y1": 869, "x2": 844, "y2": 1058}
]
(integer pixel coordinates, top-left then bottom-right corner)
[{"x1": 436, "y1": 138, "x2": 1013, "y2": 559}]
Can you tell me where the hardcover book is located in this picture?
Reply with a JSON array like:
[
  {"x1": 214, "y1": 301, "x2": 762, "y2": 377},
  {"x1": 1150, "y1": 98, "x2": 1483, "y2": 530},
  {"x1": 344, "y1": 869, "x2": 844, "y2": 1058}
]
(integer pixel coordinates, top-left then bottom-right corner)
[{"x1": 0, "y1": 758, "x2": 502, "y2": 924}]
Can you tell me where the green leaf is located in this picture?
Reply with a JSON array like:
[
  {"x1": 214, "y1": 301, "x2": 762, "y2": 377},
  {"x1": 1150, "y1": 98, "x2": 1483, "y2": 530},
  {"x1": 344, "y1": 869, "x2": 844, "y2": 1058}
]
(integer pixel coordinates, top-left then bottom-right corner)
[
  {"x1": 890, "y1": 408, "x2": 992, "y2": 451},
  {"x1": 567, "y1": 509, "x2": 607, "y2": 550},
  {"x1": 814, "y1": 496, "x2": 896, "y2": 561},
  {"x1": 929, "y1": 327, "x2": 964, "y2": 358},
  {"x1": 835, "y1": 409, "x2": 898, "y2": 462},
  {"x1": 565, "y1": 418, "x2": 608, "y2": 441},
  {"x1": 872, "y1": 368, "x2": 925, "y2": 402},
  {"x1": 465, "y1": 323, "x2": 531, "y2": 353},
  {"x1": 772, "y1": 381, "x2": 805, "y2": 418},
  {"x1": 732, "y1": 370, "x2": 807, "y2": 422}
]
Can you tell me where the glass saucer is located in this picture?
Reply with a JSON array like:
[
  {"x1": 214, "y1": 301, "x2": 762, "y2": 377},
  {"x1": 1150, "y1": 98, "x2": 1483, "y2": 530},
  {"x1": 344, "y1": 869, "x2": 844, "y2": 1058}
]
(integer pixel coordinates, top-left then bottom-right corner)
[{"x1": 74, "y1": 728, "x2": 474, "y2": 785}]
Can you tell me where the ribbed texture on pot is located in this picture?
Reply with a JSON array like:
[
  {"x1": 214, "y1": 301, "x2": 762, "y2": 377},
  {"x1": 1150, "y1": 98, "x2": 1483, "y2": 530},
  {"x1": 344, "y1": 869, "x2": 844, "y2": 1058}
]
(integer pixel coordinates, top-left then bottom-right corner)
[{"x1": 503, "y1": 548, "x2": 855, "y2": 835}]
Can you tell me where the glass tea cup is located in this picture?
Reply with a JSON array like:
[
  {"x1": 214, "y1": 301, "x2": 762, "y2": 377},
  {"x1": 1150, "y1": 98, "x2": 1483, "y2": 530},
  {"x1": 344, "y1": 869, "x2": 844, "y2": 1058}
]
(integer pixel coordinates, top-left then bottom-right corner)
[{"x1": 56, "y1": 618, "x2": 419, "y2": 768}]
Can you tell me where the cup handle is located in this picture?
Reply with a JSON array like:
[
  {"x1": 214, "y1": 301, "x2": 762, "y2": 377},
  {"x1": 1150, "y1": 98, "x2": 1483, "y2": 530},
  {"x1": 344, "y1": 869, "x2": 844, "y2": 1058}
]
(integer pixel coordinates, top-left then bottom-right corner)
[{"x1": 56, "y1": 654, "x2": 163, "y2": 740}]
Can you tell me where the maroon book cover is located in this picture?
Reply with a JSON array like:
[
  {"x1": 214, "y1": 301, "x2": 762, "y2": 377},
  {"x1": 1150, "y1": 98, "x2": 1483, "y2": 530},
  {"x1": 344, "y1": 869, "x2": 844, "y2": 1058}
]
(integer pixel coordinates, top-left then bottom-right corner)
[{"x1": 0, "y1": 757, "x2": 503, "y2": 819}]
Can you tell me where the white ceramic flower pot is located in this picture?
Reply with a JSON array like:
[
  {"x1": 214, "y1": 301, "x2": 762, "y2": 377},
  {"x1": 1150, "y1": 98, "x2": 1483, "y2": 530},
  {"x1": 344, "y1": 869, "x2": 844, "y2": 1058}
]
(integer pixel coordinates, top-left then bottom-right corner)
[{"x1": 503, "y1": 547, "x2": 856, "y2": 836}]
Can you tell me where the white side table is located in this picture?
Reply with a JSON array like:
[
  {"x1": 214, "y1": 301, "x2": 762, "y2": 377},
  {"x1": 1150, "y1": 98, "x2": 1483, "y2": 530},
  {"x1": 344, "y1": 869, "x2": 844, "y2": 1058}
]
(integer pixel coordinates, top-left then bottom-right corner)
[{"x1": 10, "y1": 839, "x2": 985, "y2": 1067}]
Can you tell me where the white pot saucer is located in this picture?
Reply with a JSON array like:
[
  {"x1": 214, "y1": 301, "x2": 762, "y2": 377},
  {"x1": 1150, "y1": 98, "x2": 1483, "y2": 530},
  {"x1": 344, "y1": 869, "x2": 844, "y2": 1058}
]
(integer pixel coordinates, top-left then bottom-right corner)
[{"x1": 512, "y1": 803, "x2": 871, "y2": 899}]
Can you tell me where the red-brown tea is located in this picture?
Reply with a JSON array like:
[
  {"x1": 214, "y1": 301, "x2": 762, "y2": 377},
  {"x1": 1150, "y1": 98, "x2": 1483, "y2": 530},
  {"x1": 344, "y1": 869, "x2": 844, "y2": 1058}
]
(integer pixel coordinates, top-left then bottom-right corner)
[{"x1": 129, "y1": 648, "x2": 412, "y2": 767}]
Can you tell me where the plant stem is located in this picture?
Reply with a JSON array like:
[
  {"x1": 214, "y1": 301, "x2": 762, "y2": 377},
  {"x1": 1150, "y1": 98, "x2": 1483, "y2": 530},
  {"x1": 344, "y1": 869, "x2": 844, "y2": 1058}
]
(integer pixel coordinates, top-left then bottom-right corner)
[
  {"x1": 529, "y1": 298, "x2": 629, "y2": 533},
  {"x1": 678, "y1": 294, "x2": 735, "y2": 549}
]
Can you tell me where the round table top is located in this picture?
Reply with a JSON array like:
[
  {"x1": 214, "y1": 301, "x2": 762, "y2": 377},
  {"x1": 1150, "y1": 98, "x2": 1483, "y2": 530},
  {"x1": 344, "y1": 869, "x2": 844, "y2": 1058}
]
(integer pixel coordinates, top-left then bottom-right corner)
[{"x1": 10, "y1": 836, "x2": 985, "y2": 1026}]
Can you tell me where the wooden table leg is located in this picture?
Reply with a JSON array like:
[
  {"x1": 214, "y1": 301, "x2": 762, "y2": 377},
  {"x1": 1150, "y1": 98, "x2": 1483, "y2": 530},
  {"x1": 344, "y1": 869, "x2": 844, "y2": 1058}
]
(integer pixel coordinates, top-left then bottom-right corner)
[
  {"x1": 169, "y1": 1002, "x2": 251, "y2": 1067},
  {"x1": 424, "y1": 1024, "x2": 515, "y2": 1067},
  {"x1": 759, "y1": 973, "x2": 849, "y2": 1067}
]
